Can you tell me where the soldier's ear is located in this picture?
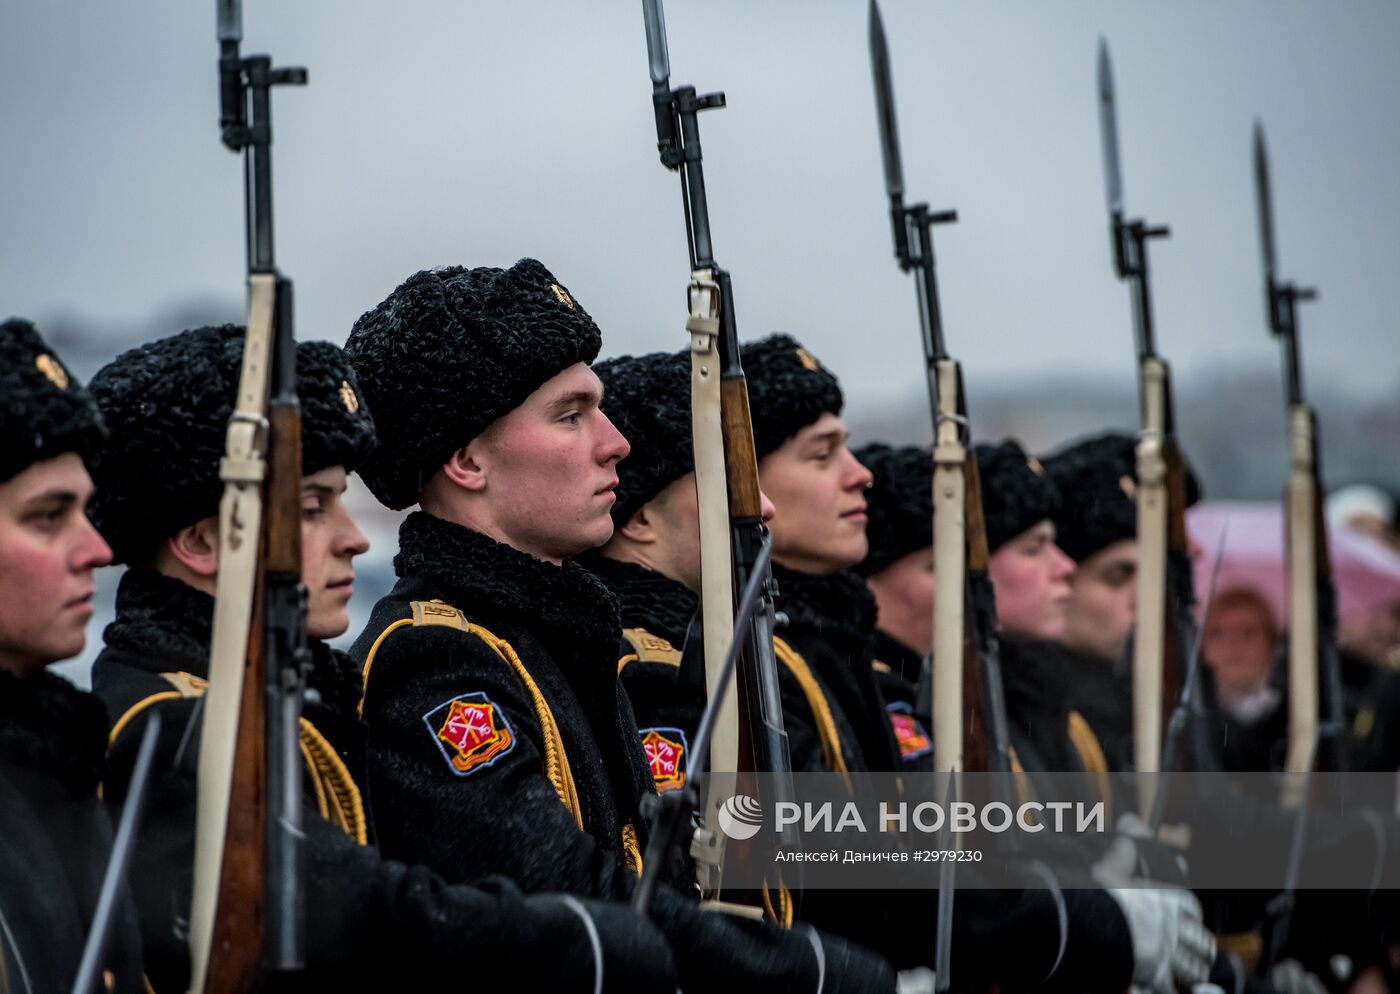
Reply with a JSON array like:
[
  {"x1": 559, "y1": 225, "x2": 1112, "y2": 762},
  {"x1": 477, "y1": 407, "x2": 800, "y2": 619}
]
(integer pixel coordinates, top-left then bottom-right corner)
[
  {"x1": 162, "y1": 515, "x2": 221, "y2": 580},
  {"x1": 440, "y1": 445, "x2": 487, "y2": 493},
  {"x1": 617, "y1": 505, "x2": 657, "y2": 544}
]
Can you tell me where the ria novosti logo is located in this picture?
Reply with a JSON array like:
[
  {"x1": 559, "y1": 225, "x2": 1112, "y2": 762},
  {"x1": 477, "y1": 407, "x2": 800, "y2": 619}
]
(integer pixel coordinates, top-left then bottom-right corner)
[{"x1": 716, "y1": 794, "x2": 764, "y2": 840}]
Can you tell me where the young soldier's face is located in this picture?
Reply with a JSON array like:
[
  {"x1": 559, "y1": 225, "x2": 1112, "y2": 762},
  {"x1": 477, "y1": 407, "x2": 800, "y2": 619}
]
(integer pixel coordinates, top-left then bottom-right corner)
[
  {"x1": 1060, "y1": 538, "x2": 1137, "y2": 662},
  {"x1": 987, "y1": 520, "x2": 1075, "y2": 641},
  {"x1": 867, "y1": 545, "x2": 936, "y2": 657},
  {"x1": 300, "y1": 465, "x2": 369, "y2": 640},
  {"x1": 472, "y1": 363, "x2": 629, "y2": 562},
  {"x1": 0, "y1": 453, "x2": 111, "y2": 676},
  {"x1": 759, "y1": 413, "x2": 873, "y2": 575},
  {"x1": 624, "y1": 471, "x2": 776, "y2": 592}
]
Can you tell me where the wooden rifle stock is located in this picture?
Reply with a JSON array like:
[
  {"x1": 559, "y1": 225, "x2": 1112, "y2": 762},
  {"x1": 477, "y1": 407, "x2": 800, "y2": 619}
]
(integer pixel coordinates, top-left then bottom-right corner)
[
  {"x1": 720, "y1": 377, "x2": 763, "y2": 520},
  {"x1": 959, "y1": 452, "x2": 993, "y2": 776}
]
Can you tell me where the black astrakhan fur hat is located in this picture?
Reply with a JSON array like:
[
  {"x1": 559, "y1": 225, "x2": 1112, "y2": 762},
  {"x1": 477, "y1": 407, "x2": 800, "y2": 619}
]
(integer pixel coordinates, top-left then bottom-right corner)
[
  {"x1": 344, "y1": 258, "x2": 602, "y2": 510},
  {"x1": 974, "y1": 438, "x2": 1061, "y2": 553},
  {"x1": 0, "y1": 318, "x2": 106, "y2": 483},
  {"x1": 853, "y1": 442, "x2": 932, "y2": 577},
  {"x1": 87, "y1": 325, "x2": 377, "y2": 564},
  {"x1": 740, "y1": 333, "x2": 844, "y2": 460},
  {"x1": 1044, "y1": 431, "x2": 1203, "y2": 563},
  {"x1": 594, "y1": 347, "x2": 693, "y2": 526}
]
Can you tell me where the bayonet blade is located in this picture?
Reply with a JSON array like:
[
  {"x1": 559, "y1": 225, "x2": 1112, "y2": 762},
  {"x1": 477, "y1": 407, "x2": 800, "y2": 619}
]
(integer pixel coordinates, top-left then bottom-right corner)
[
  {"x1": 868, "y1": 0, "x2": 905, "y2": 201},
  {"x1": 1253, "y1": 120, "x2": 1278, "y2": 285},
  {"x1": 1097, "y1": 37, "x2": 1124, "y2": 215},
  {"x1": 642, "y1": 0, "x2": 671, "y2": 88},
  {"x1": 216, "y1": 0, "x2": 242, "y2": 45}
]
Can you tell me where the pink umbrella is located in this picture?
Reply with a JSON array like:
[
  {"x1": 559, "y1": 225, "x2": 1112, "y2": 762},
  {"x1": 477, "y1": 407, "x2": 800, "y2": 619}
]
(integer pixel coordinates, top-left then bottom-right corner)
[{"x1": 1188, "y1": 500, "x2": 1400, "y2": 623}]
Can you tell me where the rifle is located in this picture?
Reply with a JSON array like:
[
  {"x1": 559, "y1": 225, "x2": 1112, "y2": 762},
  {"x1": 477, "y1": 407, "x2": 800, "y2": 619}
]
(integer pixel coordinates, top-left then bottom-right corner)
[
  {"x1": 640, "y1": 0, "x2": 796, "y2": 902},
  {"x1": 1096, "y1": 39, "x2": 1208, "y2": 817},
  {"x1": 868, "y1": 0, "x2": 1009, "y2": 784},
  {"x1": 188, "y1": 3, "x2": 308, "y2": 992},
  {"x1": 1251, "y1": 122, "x2": 1345, "y2": 791},
  {"x1": 869, "y1": 3, "x2": 1019, "y2": 985}
]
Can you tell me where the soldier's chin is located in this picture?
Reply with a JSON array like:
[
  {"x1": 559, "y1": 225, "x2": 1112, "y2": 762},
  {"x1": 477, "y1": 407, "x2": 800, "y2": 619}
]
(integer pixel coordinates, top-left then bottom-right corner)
[
  {"x1": 307, "y1": 608, "x2": 351, "y2": 641},
  {"x1": 576, "y1": 514, "x2": 616, "y2": 555}
]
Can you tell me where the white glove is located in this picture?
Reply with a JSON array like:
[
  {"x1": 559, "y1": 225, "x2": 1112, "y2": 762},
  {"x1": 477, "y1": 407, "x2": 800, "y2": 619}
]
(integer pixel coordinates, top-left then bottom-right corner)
[
  {"x1": 1269, "y1": 960, "x2": 1328, "y2": 994},
  {"x1": 1108, "y1": 887, "x2": 1215, "y2": 994},
  {"x1": 896, "y1": 967, "x2": 938, "y2": 994}
]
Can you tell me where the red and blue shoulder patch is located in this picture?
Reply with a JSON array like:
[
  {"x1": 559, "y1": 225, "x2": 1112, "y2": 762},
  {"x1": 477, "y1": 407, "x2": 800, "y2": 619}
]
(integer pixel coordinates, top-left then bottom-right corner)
[
  {"x1": 885, "y1": 702, "x2": 932, "y2": 761},
  {"x1": 423, "y1": 692, "x2": 515, "y2": 777},
  {"x1": 639, "y1": 727, "x2": 688, "y2": 792}
]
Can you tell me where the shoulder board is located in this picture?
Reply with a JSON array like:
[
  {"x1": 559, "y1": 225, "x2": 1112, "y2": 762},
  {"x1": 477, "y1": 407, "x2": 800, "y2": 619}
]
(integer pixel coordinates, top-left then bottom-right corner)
[
  {"x1": 108, "y1": 670, "x2": 206, "y2": 750},
  {"x1": 621, "y1": 627, "x2": 681, "y2": 666},
  {"x1": 411, "y1": 599, "x2": 470, "y2": 631},
  {"x1": 161, "y1": 671, "x2": 208, "y2": 697}
]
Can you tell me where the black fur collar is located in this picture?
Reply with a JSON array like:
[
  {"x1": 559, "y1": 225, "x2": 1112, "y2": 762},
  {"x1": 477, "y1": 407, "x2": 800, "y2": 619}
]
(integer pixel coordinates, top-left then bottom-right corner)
[
  {"x1": 103, "y1": 568, "x2": 214, "y2": 673},
  {"x1": 102, "y1": 568, "x2": 364, "y2": 716},
  {"x1": 395, "y1": 512, "x2": 621, "y2": 647},
  {"x1": 0, "y1": 669, "x2": 108, "y2": 793},
  {"x1": 772, "y1": 564, "x2": 878, "y2": 649},
  {"x1": 582, "y1": 555, "x2": 696, "y2": 647}
]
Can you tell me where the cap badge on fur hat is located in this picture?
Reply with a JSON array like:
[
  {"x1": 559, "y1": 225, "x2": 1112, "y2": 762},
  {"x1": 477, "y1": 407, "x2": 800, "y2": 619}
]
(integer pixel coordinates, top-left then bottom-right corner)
[
  {"x1": 36, "y1": 353, "x2": 69, "y2": 390},
  {"x1": 550, "y1": 283, "x2": 575, "y2": 310},
  {"x1": 1119, "y1": 473, "x2": 1136, "y2": 499},
  {"x1": 1026, "y1": 455, "x2": 1046, "y2": 477},
  {"x1": 795, "y1": 346, "x2": 820, "y2": 372},
  {"x1": 339, "y1": 380, "x2": 360, "y2": 414}
]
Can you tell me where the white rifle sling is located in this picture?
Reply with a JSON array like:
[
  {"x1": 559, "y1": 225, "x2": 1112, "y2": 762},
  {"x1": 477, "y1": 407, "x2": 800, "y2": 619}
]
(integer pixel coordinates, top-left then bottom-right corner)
[
  {"x1": 188, "y1": 272, "x2": 276, "y2": 994},
  {"x1": 931, "y1": 359, "x2": 966, "y2": 775},
  {"x1": 1133, "y1": 357, "x2": 1169, "y2": 818},
  {"x1": 686, "y1": 270, "x2": 738, "y2": 891},
  {"x1": 1283, "y1": 405, "x2": 1319, "y2": 797}
]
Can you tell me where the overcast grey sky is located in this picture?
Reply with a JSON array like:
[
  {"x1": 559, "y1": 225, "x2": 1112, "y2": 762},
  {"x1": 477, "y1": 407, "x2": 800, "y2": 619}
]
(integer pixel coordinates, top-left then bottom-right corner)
[{"x1": 4, "y1": 1, "x2": 1397, "y2": 422}]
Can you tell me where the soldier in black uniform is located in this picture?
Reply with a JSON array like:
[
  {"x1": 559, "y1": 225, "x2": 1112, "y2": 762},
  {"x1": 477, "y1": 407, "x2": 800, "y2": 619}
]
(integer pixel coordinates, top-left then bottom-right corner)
[
  {"x1": 85, "y1": 324, "x2": 678, "y2": 993},
  {"x1": 1044, "y1": 431, "x2": 1202, "y2": 774},
  {"x1": 967, "y1": 438, "x2": 1121, "y2": 781},
  {"x1": 0, "y1": 318, "x2": 145, "y2": 994},
  {"x1": 1044, "y1": 431, "x2": 1400, "y2": 993},
  {"x1": 590, "y1": 337, "x2": 1220, "y2": 993},
  {"x1": 851, "y1": 442, "x2": 937, "y2": 771},
  {"x1": 344, "y1": 260, "x2": 896, "y2": 994}
]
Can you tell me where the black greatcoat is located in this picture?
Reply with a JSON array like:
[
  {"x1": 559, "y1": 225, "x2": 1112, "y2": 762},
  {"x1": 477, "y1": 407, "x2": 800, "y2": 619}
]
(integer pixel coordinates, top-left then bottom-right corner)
[
  {"x1": 773, "y1": 566, "x2": 1140, "y2": 993},
  {"x1": 0, "y1": 671, "x2": 145, "y2": 994},
  {"x1": 599, "y1": 556, "x2": 1134, "y2": 990},
  {"x1": 1055, "y1": 644, "x2": 1135, "y2": 774},
  {"x1": 353, "y1": 512, "x2": 896, "y2": 994},
  {"x1": 93, "y1": 568, "x2": 677, "y2": 994},
  {"x1": 868, "y1": 629, "x2": 934, "y2": 774}
]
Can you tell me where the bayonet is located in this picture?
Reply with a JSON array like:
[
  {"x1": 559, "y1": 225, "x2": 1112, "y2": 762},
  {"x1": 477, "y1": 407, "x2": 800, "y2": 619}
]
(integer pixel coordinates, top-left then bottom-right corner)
[
  {"x1": 1097, "y1": 39, "x2": 1123, "y2": 218},
  {"x1": 868, "y1": 1, "x2": 904, "y2": 204},
  {"x1": 642, "y1": 0, "x2": 670, "y2": 87},
  {"x1": 1253, "y1": 123, "x2": 1278, "y2": 293}
]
